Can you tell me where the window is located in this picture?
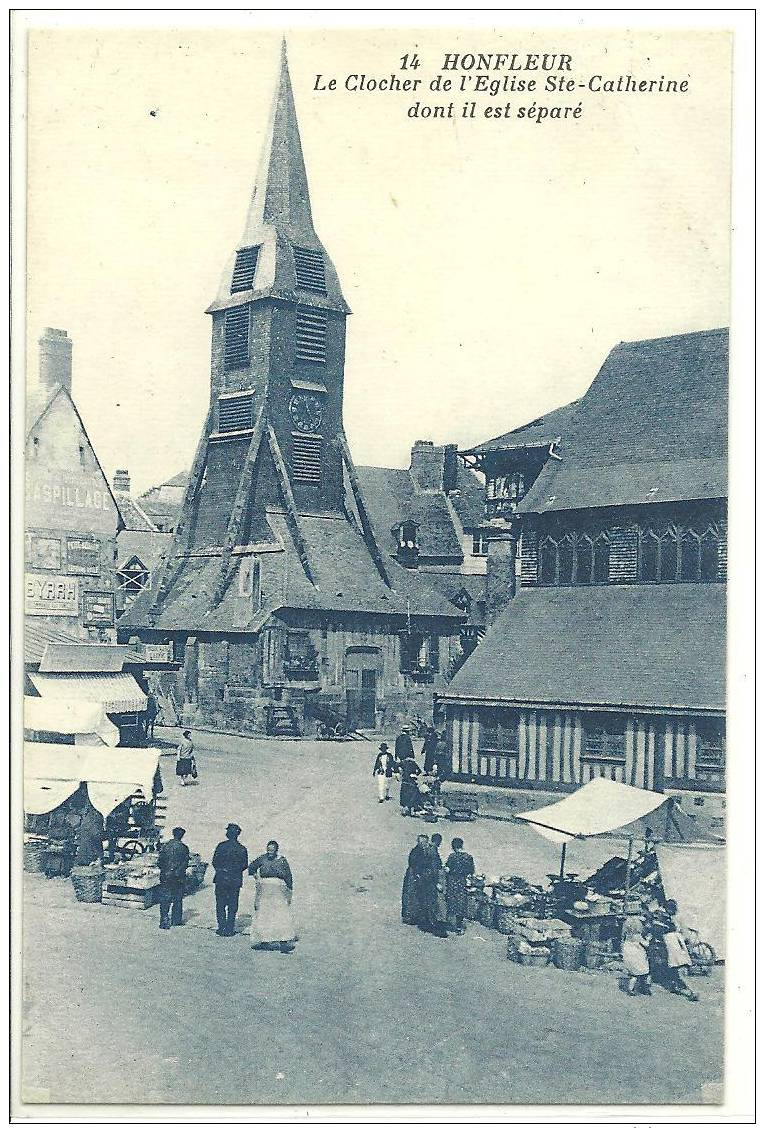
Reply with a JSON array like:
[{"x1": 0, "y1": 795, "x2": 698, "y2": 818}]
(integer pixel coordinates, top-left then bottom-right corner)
[
  {"x1": 292, "y1": 433, "x2": 322, "y2": 484},
  {"x1": 396, "y1": 521, "x2": 419, "y2": 566},
  {"x1": 296, "y1": 308, "x2": 327, "y2": 364},
  {"x1": 639, "y1": 523, "x2": 721, "y2": 583},
  {"x1": 283, "y1": 631, "x2": 318, "y2": 679},
  {"x1": 230, "y1": 246, "x2": 260, "y2": 294},
  {"x1": 479, "y1": 709, "x2": 518, "y2": 752},
  {"x1": 66, "y1": 537, "x2": 100, "y2": 575},
  {"x1": 117, "y1": 557, "x2": 149, "y2": 596},
  {"x1": 486, "y1": 472, "x2": 525, "y2": 501},
  {"x1": 537, "y1": 529, "x2": 611, "y2": 586},
  {"x1": 400, "y1": 632, "x2": 438, "y2": 676},
  {"x1": 696, "y1": 719, "x2": 725, "y2": 777},
  {"x1": 293, "y1": 246, "x2": 326, "y2": 293},
  {"x1": 581, "y1": 713, "x2": 627, "y2": 762},
  {"x1": 224, "y1": 306, "x2": 250, "y2": 371},
  {"x1": 471, "y1": 531, "x2": 488, "y2": 557},
  {"x1": 218, "y1": 392, "x2": 253, "y2": 434}
]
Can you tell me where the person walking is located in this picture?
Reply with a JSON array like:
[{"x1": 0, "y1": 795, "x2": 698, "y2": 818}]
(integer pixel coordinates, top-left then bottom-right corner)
[
  {"x1": 145, "y1": 692, "x2": 159, "y2": 741},
  {"x1": 212, "y1": 823, "x2": 249, "y2": 937},
  {"x1": 175, "y1": 730, "x2": 195, "y2": 786},
  {"x1": 157, "y1": 827, "x2": 190, "y2": 930},
  {"x1": 444, "y1": 837, "x2": 475, "y2": 934},
  {"x1": 372, "y1": 742, "x2": 397, "y2": 803},
  {"x1": 422, "y1": 727, "x2": 439, "y2": 774},
  {"x1": 249, "y1": 841, "x2": 296, "y2": 953},
  {"x1": 622, "y1": 916, "x2": 651, "y2": 996}
]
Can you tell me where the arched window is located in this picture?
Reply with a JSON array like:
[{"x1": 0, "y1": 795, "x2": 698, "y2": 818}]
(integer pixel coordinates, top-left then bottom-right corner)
[
  {"x1": 558, "y1": 534, "x2": 575, "y2": 585},
  {"x1": 640, "y1": 523, "x2": 720, "y2": 583},
  {"x1": 575, "y1": 534, "x2": 594, "y2": 585},
  {"x1": 680, "y1": 529, "x2": 701, "y2": 581},
  {"x1": 593, "y1": 533, "x2": 610, "y2": 583},
  {"x1": 538, "y1": 536, "x2": 557, "y2": 585},
  {"x1": 699, "y1": 527, "x2": 719, "y2": 582},
  {"x1": 638, "y1": 529, "x2": 660, "y2": 582}
]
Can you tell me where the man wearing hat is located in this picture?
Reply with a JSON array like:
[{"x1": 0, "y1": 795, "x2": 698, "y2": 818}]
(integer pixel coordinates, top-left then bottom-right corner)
[
  {"x1": 211, "y1": 823, "x2": 249, "y2": 936},
  {"x1": 372, "y1": 743, "x2": 397, "y2": 803},
  {"x1": 157, "y1": 826, "x2": 191, "y2": 930}
]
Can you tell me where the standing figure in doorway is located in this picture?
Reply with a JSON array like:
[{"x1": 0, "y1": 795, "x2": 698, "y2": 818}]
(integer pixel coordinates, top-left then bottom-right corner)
[
  {"x1": 422, "y1": 726, "x2": 439, "y2": 774},
  {"x1": 212, "y1": 823, "x2": 249, "y2": 937},
  {"x1": 372, "y1": 742, "x2": 397, "y2": 803},
  {"x1": 249, "y1": 840, "x2": 296, "y2": 953},
  {"x1": 394, "y1": 729, "x2": 415, "y2": 765},
  {"x1": 157, "y1": 827, "x2": 190, "y2": 930}
]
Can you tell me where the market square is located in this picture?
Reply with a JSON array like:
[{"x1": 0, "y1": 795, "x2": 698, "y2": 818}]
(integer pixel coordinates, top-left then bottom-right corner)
[{"x1": 22, "y1": 729, "x2": 724, "y2": 1108}]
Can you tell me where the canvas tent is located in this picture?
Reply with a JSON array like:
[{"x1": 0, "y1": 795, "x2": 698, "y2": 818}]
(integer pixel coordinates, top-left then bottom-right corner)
[
  {"x1": 515, "y1": 778, "x2": 672, "y2": 844},
  {"x1": 657, "y1": 843, "x2": 726, "y2": 959},
  {"x1": 23, "y1": 696, "x2": 120, "y2": 747},
  {"x1": 24, "y1": 742, "x2": 160, "y2": 817}
]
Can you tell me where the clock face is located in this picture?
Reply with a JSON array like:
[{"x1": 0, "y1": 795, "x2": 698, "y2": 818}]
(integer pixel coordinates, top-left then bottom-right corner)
[{"x1": 289, "y1": 393, "x2": 323, "y2": 433}]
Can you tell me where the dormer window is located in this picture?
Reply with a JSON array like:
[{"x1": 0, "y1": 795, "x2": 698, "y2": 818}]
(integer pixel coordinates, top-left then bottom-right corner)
[
  {"x1": 396, "y1": 521, "x2": 419, "y2": 567},
  {"x1": 230, "y1": 246, "x2": 260, "y2": 294}
]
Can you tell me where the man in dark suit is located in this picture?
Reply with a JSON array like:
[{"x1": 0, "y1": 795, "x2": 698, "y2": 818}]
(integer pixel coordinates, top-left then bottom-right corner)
[
  {"x1": 212, "y1": 823, "x2": 248, "y2": 937},
  {"x1": 157, "y1": 827, "x2": 190, "y2": 929}
]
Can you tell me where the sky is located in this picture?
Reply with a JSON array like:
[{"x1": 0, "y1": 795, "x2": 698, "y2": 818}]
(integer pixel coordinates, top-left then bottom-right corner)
[{"x1": 26, "y1": 27, "x2": 731, "y2": 495}]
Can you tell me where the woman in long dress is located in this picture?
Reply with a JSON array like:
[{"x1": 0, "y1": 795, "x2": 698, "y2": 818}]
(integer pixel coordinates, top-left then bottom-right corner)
[
  {"x1": 444, "y1": 837, "x2": 475, "y2": 934},
  {"x1": 402, "y1": 834, "x2": 428, "y2": 925},
  {"x1": 175, "y1": 730, "x2": 195, "y2": 786},
  {"x1": 249, "y1": 840, "x2": 296, "y2": 953},
  {"x1": 399, "y1": 756, "x2": 422, "y2": 816}
]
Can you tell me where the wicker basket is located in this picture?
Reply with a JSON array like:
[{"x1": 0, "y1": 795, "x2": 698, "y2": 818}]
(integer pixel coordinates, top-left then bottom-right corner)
[
  {"x1": 518, "y1": 947, "x2": 552, "y2": 968},
  {"x1": 70, "y1": 866, "x2": 105, "y2": 903},
  {"x1": 553, "y1": 937, "x2": 585, "y2": 971},
  {"x1": 495, "y1": 906, "x2": 518, "y2": 935},
  {"x1": 477, "y1": 899, "x2": 497, "y2": 929},
  {"x1": 23, "y1": 839, "x2": 47, "y2": 874},
  {"x1": 466, "y1": 891, "x2": 481, "y2": 920},
  {"x1": 186, "y1": 860, "x2": 208, "y2": 890}
]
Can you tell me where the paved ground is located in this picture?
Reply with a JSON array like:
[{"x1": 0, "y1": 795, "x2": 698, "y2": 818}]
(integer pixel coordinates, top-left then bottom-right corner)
[{"x1": 22, "y1": 729, "x2": 724, "y2": 1108}]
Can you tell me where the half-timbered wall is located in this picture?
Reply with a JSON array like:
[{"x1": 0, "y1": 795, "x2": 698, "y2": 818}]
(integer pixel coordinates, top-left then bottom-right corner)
[{"x1": 448, "y1": 704, "x2": 725, "y2": 794}]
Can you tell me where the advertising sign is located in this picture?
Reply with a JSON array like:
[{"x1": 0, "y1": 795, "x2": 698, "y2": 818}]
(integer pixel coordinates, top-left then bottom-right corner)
[
  {"x1": 82, "y1": 590, "x2": 116, "y2": 627},
  {"x1": 25, "y1": 573, "x2": 79, "y2": 616}
]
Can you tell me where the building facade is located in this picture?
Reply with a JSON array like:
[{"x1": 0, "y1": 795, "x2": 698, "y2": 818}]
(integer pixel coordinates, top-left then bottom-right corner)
[
  {"x1": 120, "y1": 46, "x2": 464, "y2": 735},
  {"x1": 25, "y1": 328, "x2": 122, "y2": 648},
  {"x1": 440, "y1": 329, "x2": 727, "y2": 817}
]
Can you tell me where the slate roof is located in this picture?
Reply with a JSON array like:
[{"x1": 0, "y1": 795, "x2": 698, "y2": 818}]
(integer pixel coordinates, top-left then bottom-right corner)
[
  {"x1": 120, "y1": 511, "x2": 465, "y2": 633},
  {"x1": 466, "y1": 399, "x2": 581, "y2": 455},
  {"x1": 117, "y1": 496, "x2": 157, "y2": 533},
  {"x1": 23, "y1": 622, "x2": 84, "y2": 665},
  {"x1": 442, "y1": 584, "x2": 725, "y2": 713},
  {"x1": 117, "y1": 528, "x2": 173, "y2": 572},
  {"x1": 357, "y1": 466, "x2": 464, "y2": 561},
  {"x1": 449, "y1": 464, "x2": 487, "y2": 528},
  {"x1": 520, "y1": 329, "x2": 728, "y2": 514}
]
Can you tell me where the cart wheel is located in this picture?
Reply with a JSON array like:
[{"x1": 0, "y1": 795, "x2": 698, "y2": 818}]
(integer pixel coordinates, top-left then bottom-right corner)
[
  {"x1": 120, "y1": 840, "x2": 146, "y2": 860},
  {"x1": 690, "y1": 940, "x2": 716, "y2": 970}
]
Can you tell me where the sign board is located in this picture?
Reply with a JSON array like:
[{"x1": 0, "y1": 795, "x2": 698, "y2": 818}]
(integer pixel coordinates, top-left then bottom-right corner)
[
  {"x1": 25, "y1": 573, "x2": 79, "y2": 616},
  {"x1": 82, "y1": 590, "x2": 115, "y2": 627},
  {"x1": 141, "y1": 642, "x2": 173, "y2": 663}
]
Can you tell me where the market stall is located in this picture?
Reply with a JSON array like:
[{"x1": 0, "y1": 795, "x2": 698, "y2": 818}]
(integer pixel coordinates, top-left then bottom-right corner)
[
  {"x1": 24, "y1": 695, "x2": 120, "y2": 747},
  {"x1": 450, "y1": 779, "x2": 722, "y2": 978}
]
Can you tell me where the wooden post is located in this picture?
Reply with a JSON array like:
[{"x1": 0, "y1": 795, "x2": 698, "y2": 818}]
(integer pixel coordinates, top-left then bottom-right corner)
[
  {"x1": 559, "y1": 841, "x2": 567, "y2": 881},
  {"x1": 622, "y1": 836, "x2": 634, "y2": 914}
]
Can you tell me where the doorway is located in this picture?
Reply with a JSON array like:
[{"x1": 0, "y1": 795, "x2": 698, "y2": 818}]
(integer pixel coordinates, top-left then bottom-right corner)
[{"x1": 344, "y1": 648, "x2": 380, "y2": 730}]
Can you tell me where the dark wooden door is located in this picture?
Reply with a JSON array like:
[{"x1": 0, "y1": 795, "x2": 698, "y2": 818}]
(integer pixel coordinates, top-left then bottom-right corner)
[{"x1": 359, "y1": 669, "x2": 376, "y2": 729}]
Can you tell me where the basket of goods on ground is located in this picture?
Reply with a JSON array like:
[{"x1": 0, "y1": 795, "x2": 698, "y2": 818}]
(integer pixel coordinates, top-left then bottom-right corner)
[
  {"x1": 102, "y1": 858, "x2": 161, "y2": 909},
  {"x1": 185, "y1": 854, "x2": 208, "y2": 892},
  {"x1": 23, "y1": 835, "x2": 48, "y2": 873},
  {"x1": 70, "y1": 863, "x2": 106, "y2": 903}
]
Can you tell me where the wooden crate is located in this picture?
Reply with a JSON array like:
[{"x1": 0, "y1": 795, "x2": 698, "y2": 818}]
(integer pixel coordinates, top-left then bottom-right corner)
[{"x1": 102, "y1": 886, "x2": 158, "y2": 910}]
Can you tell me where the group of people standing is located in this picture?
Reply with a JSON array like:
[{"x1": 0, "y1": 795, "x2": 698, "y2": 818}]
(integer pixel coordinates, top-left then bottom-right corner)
[
  {"x1": 157, "y1": 823, "x2": 297, "y2": 952},
  {"x1": 401, "y1": 832, "x2": 475, "y2": 937},
  {"x1": 373, "y1": 727, "x2": 451, "y2": 814}
]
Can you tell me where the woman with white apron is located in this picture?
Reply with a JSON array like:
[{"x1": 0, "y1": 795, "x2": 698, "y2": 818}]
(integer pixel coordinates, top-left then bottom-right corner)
[{"x1": 248, "y1": 840, "x2": 296, "y2": 953}]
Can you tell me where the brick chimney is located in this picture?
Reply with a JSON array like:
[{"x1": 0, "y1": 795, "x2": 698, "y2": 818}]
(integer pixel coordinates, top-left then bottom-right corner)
[
  {"x1": 39, "y1": 327, "x2": 72, "y2": 395},
  {"x1": 410, "y1": 440, "x2": 447, "y2": 493},
  {"x1": 113, "y1": 469, "x2": 131, "y2": 494}
]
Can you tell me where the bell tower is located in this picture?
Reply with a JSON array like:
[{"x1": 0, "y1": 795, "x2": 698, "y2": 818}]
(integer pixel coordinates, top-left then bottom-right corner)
[{"x1": 191, "y1": 39, "x2": 350, "y2": 552}]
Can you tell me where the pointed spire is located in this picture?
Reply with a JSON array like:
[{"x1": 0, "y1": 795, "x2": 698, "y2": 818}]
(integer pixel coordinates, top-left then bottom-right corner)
[{"x1": 242, "y1": 39, "x2": 314, "y2": 240}]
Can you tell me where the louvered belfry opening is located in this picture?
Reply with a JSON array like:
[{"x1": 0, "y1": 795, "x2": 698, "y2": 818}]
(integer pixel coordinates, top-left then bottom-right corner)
[
  {"x1": 293, "y1": 246, "x2": 326, "y2": 293},
  {"x1": 295, "y1": 307, "x2": 327, "y2": 364},
  {"x1": 224, "y1": 306, "x2": 250, "y2": 370},
  {"x1": 218, "y1": 392, "x2": 254, "y2": 433},
  {"x1": 230, "y1": 246, "x2": 260, "y2": 294},
  {"x1": 292, "y1": 433, "x2": 322, "y2": 483}
]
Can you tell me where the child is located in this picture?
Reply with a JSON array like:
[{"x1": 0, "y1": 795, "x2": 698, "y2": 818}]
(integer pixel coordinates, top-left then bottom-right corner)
[
  {"x1": 622, "y1": 916, "x2": 651, "y2": 996},
  {"x1": 662, "y1": 899, "x2": 699, "y2": 1002}
]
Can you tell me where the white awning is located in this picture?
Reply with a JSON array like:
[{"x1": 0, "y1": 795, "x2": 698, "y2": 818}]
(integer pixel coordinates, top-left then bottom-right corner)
[
  {"x1": 24, "y1": 742, "x2": 161, "y2": 816},
  {"x1": 29, "y1": 671, "x2": 147, "y2": 713},
  {"x1": 23, "y1": 696, "x2": 120, "y2": 747},
  {"x1": 515, "y1": 778, "x2": 670, "y2": 844}
]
